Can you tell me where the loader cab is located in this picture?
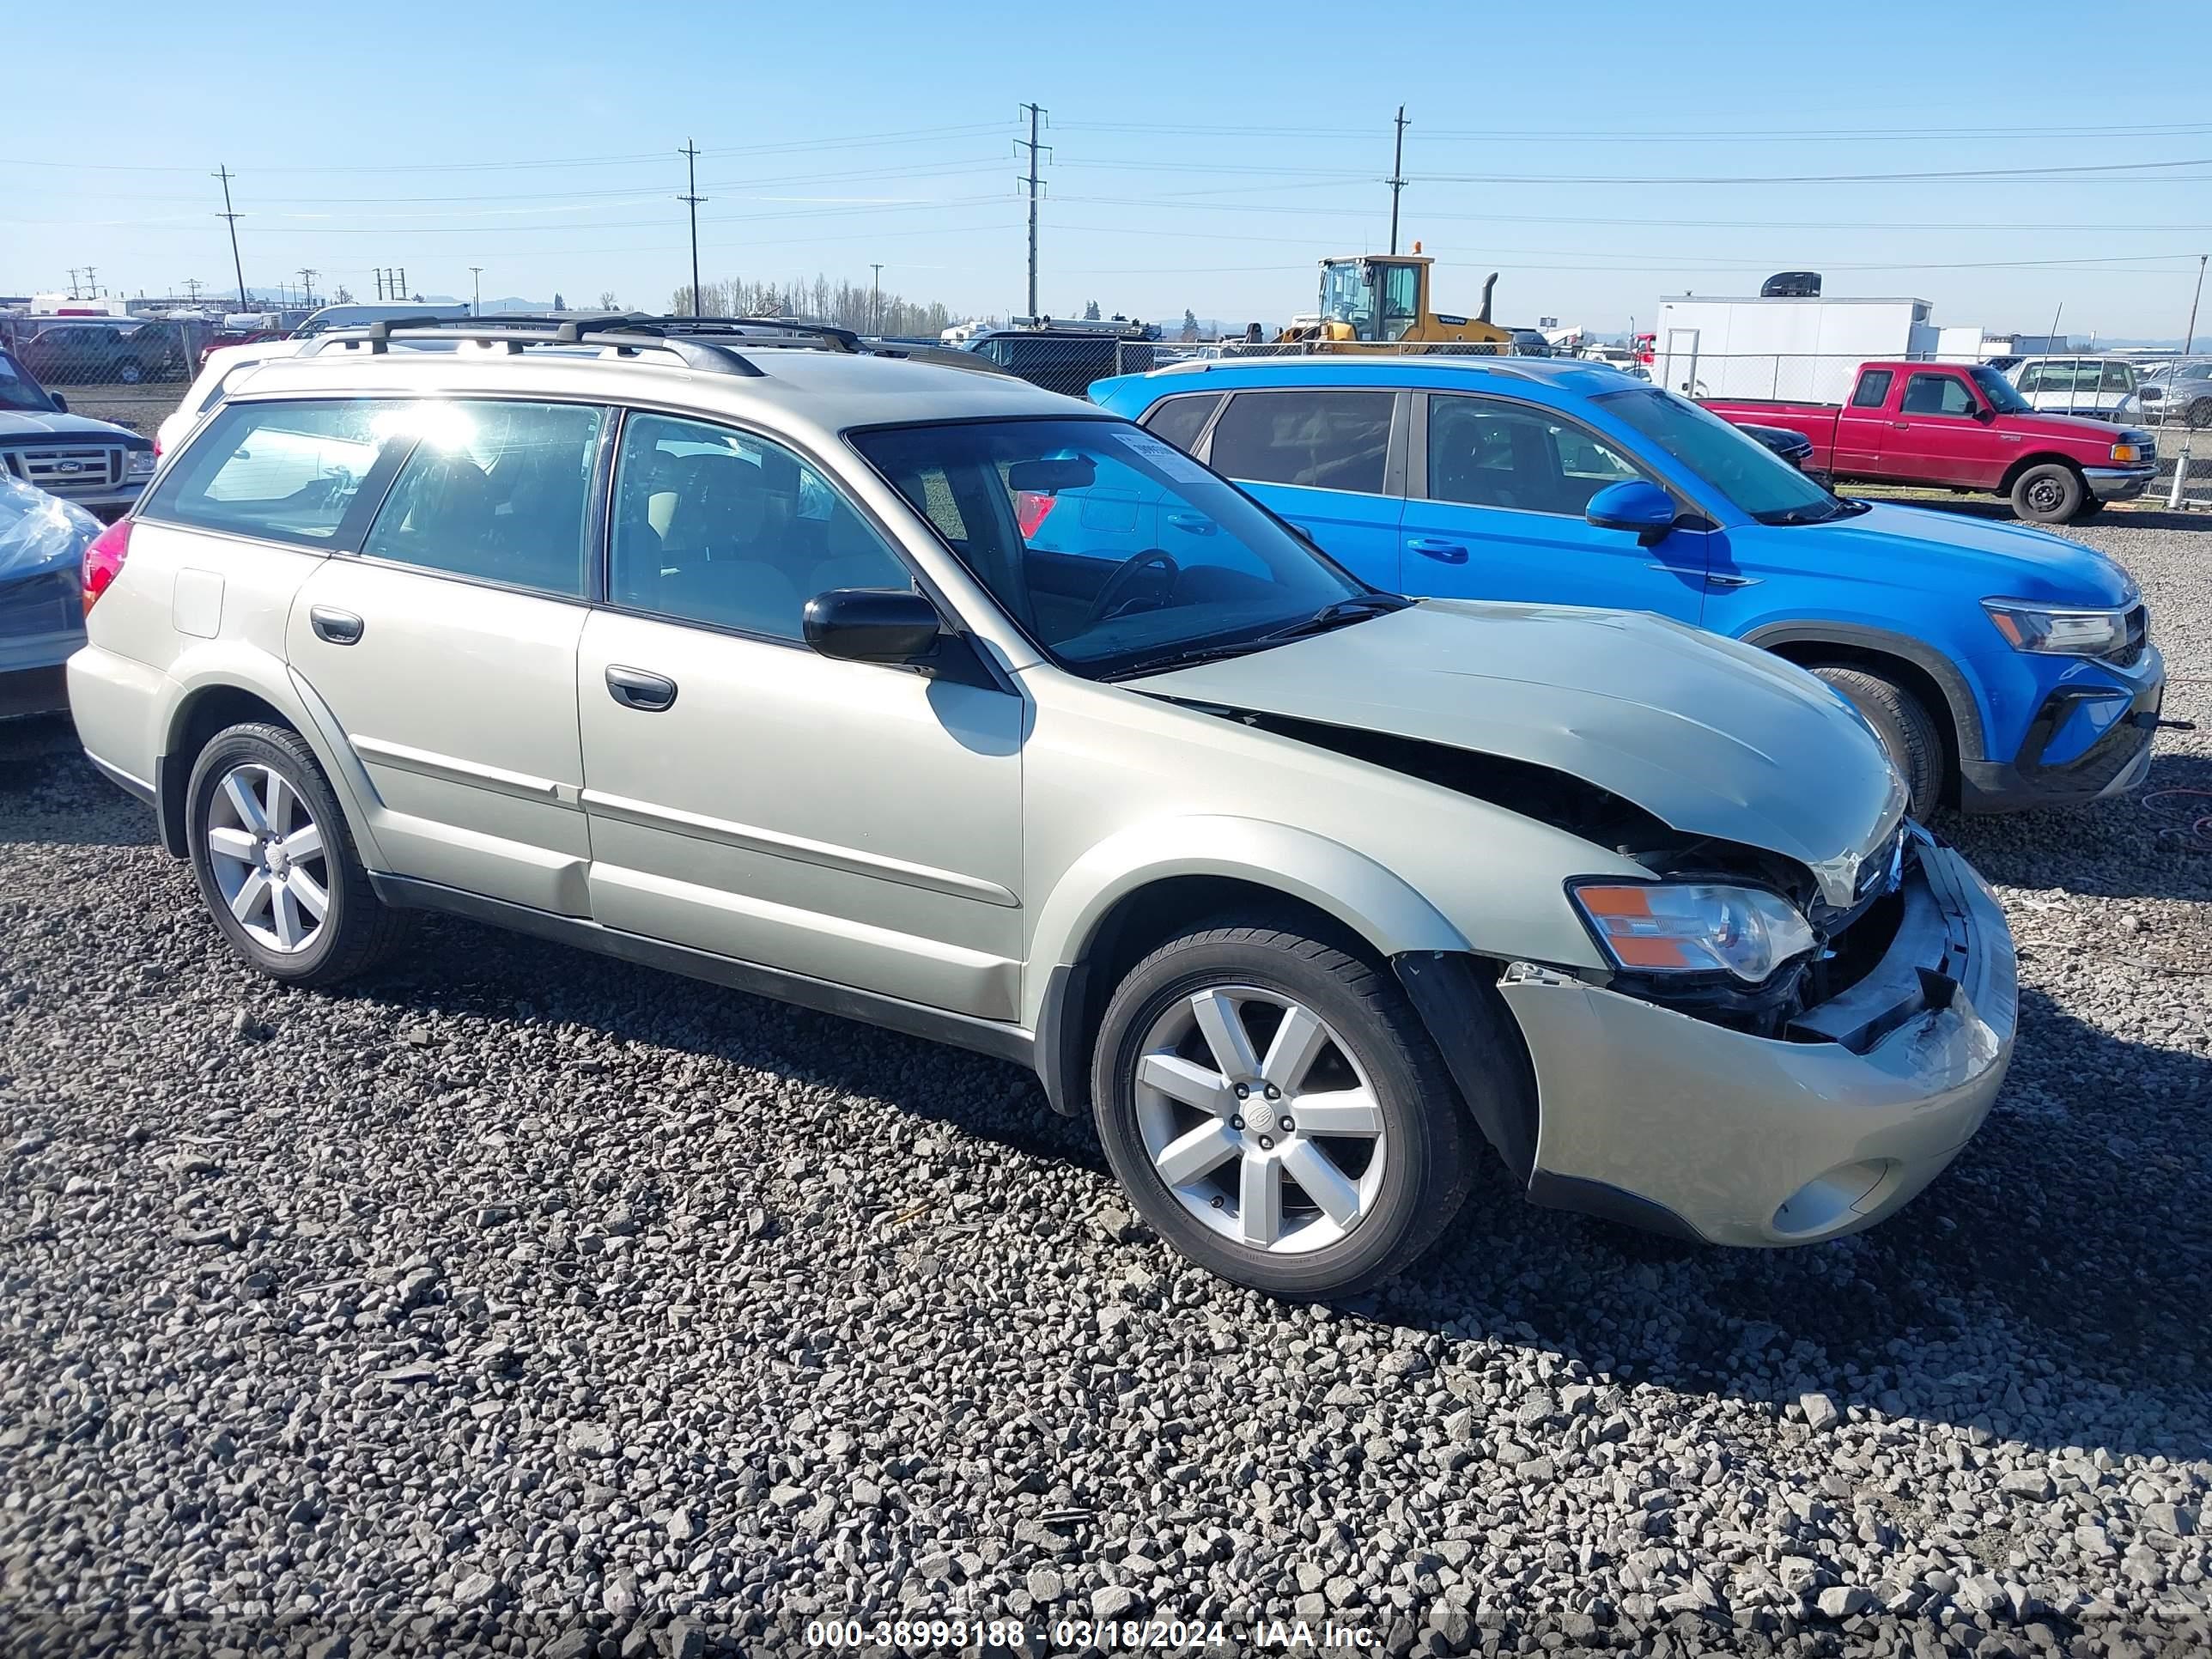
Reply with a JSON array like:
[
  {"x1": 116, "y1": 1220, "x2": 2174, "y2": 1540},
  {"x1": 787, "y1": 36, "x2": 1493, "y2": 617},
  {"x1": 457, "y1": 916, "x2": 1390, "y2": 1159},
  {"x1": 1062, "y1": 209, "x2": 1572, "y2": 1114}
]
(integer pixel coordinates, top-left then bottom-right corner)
[{"x1": 1318, "y1": 258, "x2": 1426, "y2": 343}]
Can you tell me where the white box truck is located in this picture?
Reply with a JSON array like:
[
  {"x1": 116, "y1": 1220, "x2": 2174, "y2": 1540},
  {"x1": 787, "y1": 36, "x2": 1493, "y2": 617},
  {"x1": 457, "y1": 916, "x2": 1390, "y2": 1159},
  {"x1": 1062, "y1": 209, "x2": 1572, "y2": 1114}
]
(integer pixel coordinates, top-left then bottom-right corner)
[{"x1": 1651, "y1": 295, "x2": 1939, "y2": 404}]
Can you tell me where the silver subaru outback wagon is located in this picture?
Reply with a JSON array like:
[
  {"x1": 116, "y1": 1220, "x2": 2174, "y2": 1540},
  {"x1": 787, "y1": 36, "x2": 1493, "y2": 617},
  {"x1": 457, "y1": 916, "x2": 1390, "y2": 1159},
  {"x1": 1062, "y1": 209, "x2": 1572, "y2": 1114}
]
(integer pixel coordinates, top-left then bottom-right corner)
[{"x1": 67, "y1": 317, "x2": 2016, "y2": 1297}]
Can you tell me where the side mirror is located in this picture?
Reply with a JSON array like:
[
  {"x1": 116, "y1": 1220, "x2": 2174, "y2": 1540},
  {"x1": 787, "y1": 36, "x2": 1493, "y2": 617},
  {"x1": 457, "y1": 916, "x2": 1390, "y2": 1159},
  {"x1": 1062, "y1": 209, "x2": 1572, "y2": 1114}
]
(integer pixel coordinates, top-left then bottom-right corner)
[
  {"x1": 48, "y1": 393, "x2": 67, "y2": 412},
  {"x1": 1584, "y1": 480, "x2": 1677, "y2": 545},
  {"x1": 1972, "y1": 404, "x2": 1996, "y2": 423},
  {"x1": 803, "y1": 587, "x2": 943, "y2": 665}
]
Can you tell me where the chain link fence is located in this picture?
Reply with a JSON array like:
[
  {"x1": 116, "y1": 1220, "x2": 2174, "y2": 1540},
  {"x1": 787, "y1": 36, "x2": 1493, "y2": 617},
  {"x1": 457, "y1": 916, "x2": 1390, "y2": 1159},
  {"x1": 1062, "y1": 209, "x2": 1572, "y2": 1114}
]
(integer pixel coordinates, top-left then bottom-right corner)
[{"x1": 0, "y1": 316, "x2": 217, "y2": 434}]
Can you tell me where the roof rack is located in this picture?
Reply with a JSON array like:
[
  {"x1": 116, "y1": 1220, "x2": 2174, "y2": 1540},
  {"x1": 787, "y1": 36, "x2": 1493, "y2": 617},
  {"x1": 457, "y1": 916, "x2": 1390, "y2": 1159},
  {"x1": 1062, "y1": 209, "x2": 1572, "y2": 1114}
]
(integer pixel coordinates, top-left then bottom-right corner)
[{"x1": 307, "y1": 312, "x2": 1018, "y2": 383}]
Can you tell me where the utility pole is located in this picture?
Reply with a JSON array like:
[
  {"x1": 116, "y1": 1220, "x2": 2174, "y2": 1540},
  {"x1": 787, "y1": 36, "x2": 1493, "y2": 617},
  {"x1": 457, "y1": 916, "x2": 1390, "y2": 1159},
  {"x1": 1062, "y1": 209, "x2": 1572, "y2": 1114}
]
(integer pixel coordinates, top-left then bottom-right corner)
[
  {"x1": 214, "y1": 166, "x2": 247, "y2": 309},
  {"x1": 871, "y1": 263, "x2": 884, "y2": 334},
  {"x1": 297, "y1": 269, "x2": 318, "y2": 309},
  {"x1": 1018, "y1": 104, "x2": 1048, "y2": 321},
  {"x1": 398, "y1": 267, "x2": 408, "y2": 301},
  {"x1": 183, "y1": 277, "x2": 204, "y2": 304},
  {"x1": 678, "y1": 138, "x2": 706, "y2": 317},
  {"x1": 2186, "y1": 253, "x2": 2208, "y2": 356},
  {"x1": 469, "y1": 266, "x2": 483, "y2": 316},
  {"x1": 1387, "y1": 105, "x2": 1410, "y2": 256}
]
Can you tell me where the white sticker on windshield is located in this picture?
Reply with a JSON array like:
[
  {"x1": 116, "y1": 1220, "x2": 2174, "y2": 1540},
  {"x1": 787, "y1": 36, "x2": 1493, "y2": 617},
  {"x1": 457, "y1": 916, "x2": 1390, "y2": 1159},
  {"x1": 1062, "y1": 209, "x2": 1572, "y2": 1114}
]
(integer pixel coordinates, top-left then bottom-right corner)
[{"x1": 1113, "y1": 428, "x2": 1218, "y2": 487}]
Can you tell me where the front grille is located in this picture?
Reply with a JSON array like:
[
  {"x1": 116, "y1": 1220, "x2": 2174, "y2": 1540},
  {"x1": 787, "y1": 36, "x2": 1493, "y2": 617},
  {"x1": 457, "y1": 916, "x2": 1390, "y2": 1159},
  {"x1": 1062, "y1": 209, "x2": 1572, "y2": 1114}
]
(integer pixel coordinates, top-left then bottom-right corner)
[
  {"x1": 9, "y1": 446, "x2": 121, "y2": 495},
  {"x1": 2110, "y1": 604, "x2": 2148, "y2": 668}
]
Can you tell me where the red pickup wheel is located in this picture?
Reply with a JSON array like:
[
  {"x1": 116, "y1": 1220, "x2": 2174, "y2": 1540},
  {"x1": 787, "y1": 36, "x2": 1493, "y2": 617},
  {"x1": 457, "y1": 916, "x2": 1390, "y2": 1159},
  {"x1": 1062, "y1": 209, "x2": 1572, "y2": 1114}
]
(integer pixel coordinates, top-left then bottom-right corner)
[{"x1": 2009, "y1": 462, "x2": 2086, "y2": 525}]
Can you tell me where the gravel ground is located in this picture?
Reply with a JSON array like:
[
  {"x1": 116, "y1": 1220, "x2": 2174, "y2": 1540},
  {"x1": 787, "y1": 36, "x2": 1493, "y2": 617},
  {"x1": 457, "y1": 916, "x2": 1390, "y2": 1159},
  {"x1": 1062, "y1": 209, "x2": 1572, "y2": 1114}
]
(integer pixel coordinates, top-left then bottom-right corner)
[{"x1": 1, "y1": 520, "x2": 2207, "y2": 1659}]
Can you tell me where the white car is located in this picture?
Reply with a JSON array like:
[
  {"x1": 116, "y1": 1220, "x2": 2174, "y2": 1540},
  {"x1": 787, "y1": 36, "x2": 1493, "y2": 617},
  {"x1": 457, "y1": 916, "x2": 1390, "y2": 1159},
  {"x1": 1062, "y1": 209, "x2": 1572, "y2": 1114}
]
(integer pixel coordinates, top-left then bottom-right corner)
[
  {"x1": 2000, "y1": 356, "x2": 2138, "y2": 422},
  {"x1": 156, "y1": 338, "x2": 308, "y2": 459}
]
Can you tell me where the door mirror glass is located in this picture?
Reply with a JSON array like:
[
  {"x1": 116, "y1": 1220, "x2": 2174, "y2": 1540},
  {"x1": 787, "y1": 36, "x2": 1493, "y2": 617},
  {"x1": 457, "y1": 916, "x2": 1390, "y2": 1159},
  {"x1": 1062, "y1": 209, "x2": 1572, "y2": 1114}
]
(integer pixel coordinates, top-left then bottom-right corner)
[
  {"x1": 1584, "y1": 479, "x2": 1676, "y2": 543},
  {"x1": 48, "y1": 392, "x2": 66, "y2": 412},
  {"x1": 804, "y1": 587, "x2": 942, "y2": 665}
]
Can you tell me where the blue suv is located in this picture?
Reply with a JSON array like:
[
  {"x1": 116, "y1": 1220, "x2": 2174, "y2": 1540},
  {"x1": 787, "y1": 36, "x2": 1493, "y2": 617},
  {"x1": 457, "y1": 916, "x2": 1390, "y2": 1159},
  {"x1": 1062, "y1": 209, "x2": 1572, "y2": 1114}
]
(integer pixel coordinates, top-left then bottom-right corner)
[{"x1": 1091, "y1": 357, "x2": 2166, "y2": 815}]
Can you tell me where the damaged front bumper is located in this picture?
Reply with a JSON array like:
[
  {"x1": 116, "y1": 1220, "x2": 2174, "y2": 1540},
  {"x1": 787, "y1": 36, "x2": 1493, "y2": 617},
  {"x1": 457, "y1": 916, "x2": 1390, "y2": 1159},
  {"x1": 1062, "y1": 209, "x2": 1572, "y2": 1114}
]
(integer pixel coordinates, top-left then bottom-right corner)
[{"x1": 1486, "y1": 830, "x2": 2017, "y2": 1246}]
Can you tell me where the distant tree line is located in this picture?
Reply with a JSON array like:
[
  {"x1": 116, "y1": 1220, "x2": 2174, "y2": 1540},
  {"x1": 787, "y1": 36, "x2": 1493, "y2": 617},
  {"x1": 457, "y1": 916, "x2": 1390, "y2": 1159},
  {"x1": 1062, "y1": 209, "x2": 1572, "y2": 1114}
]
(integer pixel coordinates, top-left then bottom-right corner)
[{"x1": 672, "y1": 273, "x2": 962, "y2": 337}]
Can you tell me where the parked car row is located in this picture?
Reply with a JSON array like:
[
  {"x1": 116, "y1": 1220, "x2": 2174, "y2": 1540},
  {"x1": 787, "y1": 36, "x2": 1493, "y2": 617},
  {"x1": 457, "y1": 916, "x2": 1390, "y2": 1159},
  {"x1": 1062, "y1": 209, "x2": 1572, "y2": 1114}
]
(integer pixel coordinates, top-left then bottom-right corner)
[{"x1": 60, "y1": 312, "x2": 2130, "y2": 1298}]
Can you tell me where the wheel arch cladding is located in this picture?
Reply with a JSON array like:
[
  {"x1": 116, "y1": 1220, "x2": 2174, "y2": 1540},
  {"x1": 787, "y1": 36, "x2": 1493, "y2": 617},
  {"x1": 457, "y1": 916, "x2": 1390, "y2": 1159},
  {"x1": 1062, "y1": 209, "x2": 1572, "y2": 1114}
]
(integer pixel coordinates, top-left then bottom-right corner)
[
  {"x1": 158, "y1": 684, "x2": 300, "y2": 857},
  {"x1": 1029, "y1": 823, "x2": 1469, "y2": 1120},
  {"x1": 1748, "y1": 622, "x2": 1984, "y2": 771}
]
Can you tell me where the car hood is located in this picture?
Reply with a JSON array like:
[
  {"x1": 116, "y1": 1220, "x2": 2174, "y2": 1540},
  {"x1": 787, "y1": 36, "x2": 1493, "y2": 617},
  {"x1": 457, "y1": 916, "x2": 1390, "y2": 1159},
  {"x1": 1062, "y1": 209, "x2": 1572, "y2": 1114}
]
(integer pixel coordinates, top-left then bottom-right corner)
[
  {"x1": 1132, "y1": 600, "x2": 1906, "y2": 906},
  {"x1": 0, "y1": 409, "x2": 149, "y2": 446},
  {"x1": 1996, "y1": 409, "x2": 2139, "y2": 446},
  {"x1": 1793, "y1": 501, "x2": 2137, "y2": 605}
]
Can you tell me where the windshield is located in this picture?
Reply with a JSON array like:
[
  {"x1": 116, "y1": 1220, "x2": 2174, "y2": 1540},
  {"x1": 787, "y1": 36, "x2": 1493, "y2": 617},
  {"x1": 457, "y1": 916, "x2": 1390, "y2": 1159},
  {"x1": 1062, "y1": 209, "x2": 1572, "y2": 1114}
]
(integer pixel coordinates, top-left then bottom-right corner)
[
  {"x1": 1969, "y1": 365, "x2": 2032, "y2": 414},
  {"x1": 1318, "y1": 263, "x2": 1376, "y2": 340},
  {"x1": 0, "y1": 351, "x2": 57, "y2": 413},
  {"x1": 1595, "y1": 386, "x2": 1858, "y2": 525},
  {"x1": 851, "y1": 417, "x2": 1385, "y2": 679}
]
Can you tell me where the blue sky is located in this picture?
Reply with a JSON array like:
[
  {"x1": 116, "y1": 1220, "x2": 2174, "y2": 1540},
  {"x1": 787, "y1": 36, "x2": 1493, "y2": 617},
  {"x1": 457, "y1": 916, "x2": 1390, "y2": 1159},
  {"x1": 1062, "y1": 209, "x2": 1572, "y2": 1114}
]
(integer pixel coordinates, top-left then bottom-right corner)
[{"x1": 8, "y1": 0, "x2": 2210, "y2": 339}]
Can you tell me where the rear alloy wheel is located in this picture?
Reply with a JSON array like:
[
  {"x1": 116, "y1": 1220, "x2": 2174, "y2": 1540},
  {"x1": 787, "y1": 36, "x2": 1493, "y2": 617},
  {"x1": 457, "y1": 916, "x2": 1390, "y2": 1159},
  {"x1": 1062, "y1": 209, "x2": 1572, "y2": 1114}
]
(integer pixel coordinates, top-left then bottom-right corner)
[
  {"x1": 185, "y1": 722, "x2": 405, "y2": 986},
  {"x1": 2009, "y1": 462, "x2": 2085, "y2": 525},
  {"x1": 1813, "y1": 665, "x2": 1944, "y2": 818},
  {"x1": 115, "y1": 358, "x2": 145, "y2": 386},
  {"x1": 1091, "y1": 917, "x2": 1474, "y2": 1298}
]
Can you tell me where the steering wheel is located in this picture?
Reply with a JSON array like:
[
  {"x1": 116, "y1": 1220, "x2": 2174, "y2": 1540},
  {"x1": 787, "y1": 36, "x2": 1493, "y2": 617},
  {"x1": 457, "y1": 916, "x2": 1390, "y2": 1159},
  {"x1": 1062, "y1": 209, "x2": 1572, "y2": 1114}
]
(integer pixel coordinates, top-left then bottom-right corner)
[{"x1": 1083, "y1": 549, "x2": 1181, "y2": 627}]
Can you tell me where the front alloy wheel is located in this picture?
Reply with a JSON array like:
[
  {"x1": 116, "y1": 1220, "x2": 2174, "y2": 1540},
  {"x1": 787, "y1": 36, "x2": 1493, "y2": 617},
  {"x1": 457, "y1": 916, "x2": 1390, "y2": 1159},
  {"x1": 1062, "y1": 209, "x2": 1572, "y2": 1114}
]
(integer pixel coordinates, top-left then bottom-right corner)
[{"x1": 1135, "y1": 985, "x2": 1387, "y2": 1255}]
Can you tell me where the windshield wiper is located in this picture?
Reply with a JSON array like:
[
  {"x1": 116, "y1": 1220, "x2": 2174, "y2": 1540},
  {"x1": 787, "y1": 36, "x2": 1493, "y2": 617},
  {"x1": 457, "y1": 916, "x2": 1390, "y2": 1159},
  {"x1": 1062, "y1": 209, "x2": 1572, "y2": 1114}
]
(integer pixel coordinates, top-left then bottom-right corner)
[
  {"x1": 1254, "y1": 593, "x2": 1410, "y2": 642},
  {"x1": 1106, "y1": 596, "x2": 1407, "y2": 682},
  {"x1": 1756, "y1": 500, "x2": 1854, "y2": 526}
]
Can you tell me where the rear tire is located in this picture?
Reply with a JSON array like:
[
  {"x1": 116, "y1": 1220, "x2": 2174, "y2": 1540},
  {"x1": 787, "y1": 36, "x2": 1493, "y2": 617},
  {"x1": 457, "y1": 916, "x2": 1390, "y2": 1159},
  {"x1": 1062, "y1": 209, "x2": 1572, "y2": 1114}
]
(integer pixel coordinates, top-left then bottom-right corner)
[
  {"x1": 115, "y1": 358, "x2": 144, "y2": 386},
  {"x1": 2009, "y1": 462, "x2": 2084, "y2": 525},
  {"x1": 185, "y1": 722, "x2": 404, "y2": 987},
  {"x1": 1812, "y1": 666, "x2": 1944, "y2": 818},
  {"x1": 1090, "y1": 915, "x2": 1474, "y2": 1299}
]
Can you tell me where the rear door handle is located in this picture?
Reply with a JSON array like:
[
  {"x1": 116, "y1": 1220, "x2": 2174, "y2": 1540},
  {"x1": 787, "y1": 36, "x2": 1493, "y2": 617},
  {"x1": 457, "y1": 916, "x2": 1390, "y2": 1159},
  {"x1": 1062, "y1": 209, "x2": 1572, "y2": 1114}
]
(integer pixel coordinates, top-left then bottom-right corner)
[
  {"x1": 605, "y1": 665, "x2": 678, "y2": 713},
  {"x1": 1407, "y1": 538, "x2": 1470, "y2": 564},
  {"x1": 1165, "y1": 512, "x2": 1218, "y2": 535},
  {"x1": 308, "y1": 605, "x2": 363, "y2": 645}
]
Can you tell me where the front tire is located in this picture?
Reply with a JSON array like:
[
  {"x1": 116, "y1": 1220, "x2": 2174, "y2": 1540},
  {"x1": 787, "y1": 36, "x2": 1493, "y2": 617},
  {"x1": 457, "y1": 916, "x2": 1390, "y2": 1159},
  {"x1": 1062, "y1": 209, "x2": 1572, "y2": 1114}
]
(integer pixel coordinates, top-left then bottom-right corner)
[
  {"x1": 1090, "y1": 916, "x2": 1474, "y2": 1298},
  {"x1": 115, "y1": 358, "x2": 144, "y2": 386},
  {"x1": 185, "y1": 722, "x2": 403, "y2": 986},
  {"x1": 2009, "y1": 462, "x2": 2085, "y2": 525},
  {"x1": 1813, "y1": 665, "x2": 1944, "y2": 817}
]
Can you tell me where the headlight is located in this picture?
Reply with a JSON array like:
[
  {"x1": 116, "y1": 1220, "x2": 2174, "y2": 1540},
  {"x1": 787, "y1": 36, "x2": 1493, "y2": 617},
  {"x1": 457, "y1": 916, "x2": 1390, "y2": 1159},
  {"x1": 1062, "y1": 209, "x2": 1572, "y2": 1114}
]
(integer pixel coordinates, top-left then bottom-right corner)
[
  {"x1": 1570, "y1": 881, "x2": 1816, "y2": 982},
  {"x1": 125, "y1": 450, "x2": 156, "y2": 477},
  {"x1": 1981, "y1": 598, "x2": 2129, "y2": 656}
]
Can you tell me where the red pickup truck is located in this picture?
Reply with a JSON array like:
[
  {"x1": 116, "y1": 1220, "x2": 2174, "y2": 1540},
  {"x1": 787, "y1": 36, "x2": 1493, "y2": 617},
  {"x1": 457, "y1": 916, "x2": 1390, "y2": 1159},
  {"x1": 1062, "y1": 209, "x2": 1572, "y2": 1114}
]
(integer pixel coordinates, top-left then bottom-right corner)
[{"x1": 1704, "y1": 361, "x2": 2157, "y2": 525}]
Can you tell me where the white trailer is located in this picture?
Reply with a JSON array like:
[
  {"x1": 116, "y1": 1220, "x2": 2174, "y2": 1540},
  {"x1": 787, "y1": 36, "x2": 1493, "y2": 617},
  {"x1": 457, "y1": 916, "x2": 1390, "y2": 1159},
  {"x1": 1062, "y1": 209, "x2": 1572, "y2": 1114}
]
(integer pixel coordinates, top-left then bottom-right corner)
[{"x1": 1652, "y1": 295, "x2": 1939, "y2": 404}]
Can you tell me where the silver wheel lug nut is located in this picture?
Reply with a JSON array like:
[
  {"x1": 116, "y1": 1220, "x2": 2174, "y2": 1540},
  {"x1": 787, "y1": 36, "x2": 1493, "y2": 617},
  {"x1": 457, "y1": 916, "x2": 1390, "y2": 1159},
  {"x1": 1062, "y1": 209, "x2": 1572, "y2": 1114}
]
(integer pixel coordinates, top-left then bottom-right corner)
[
  {"x1": 1279, "y1": 1115, "x2": 1295, "y2": 1133},
  {"x1": 1230, "y1": 1115, "x2": 1244, "y2": 1131},
  {"x1": 1258, "y1": 1135, "x2": 1274, "y2": 1151},
  {"x1": 1265, "y1": 1085, "x2": 1280, "y2": 1101},
  {"x1": 1234, "y1": 1083, "x2": 1249, "y2": 1099}
]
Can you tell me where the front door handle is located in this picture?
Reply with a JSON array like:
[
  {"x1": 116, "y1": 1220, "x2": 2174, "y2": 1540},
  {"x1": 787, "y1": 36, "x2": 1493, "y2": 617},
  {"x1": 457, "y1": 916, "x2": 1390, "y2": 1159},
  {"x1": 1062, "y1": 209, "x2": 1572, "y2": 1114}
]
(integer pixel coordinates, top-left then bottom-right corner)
[
  {"x1": 1407, "y1": 538, "x2": 1470, "y2": 564},
  {"x1": 1891, "y1": 420, "x2": 1911, "y2": 429},
  {"x1": 605, "y1": 665, "x2": 678, "y2": 713},
  {"x1": 1165, "y1": 512, "x2": 1218, "y2": 535},
  {"x1": 309, "y1": 605, "x2": 363, "y2": 646}
]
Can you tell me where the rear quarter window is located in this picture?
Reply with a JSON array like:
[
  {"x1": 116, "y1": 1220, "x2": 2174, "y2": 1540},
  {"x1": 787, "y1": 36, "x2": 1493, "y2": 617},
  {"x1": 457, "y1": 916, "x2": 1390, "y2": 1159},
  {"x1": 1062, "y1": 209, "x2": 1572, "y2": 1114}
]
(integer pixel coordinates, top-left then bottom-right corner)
[{"x1": 141, "y1": 399, "x2": 406, "y2": 548}]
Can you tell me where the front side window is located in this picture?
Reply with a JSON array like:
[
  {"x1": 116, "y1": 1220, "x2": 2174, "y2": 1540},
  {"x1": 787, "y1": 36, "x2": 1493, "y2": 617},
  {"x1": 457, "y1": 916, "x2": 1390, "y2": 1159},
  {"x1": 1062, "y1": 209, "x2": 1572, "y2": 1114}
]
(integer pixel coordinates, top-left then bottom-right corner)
[
  {"x1": 1594, "y1": 386, "x2": 1845, "y2": 525},
  {"x1": 853, "y1": 417, "x2": 1384, "y2": 679},
  {"x1": 1425, "y1": 396, "x2": 1644, "y2": 516},
  {"x1": 1901, "y1": 373, "x2": 1978, "y2": 417},
  {"x1": 0, "y1": 351, "x2": 53, "y2": 413},
  {"x1": 360, "y1": 401, "x2": 604, "y2": 598},
  {"x1": 1206, "y1": 390, "x2": 1394, "y2": 495},
  {"x1": 1850, "y1": 369, "x2": 1893, "y2": 408},
  {"x1": 142, "y1": 398, "x2": 406, "y2": 547},
  {"x1": 2100, "y1": 361, "x2": 2136, "y2": 393},
  {"x1": 1319, "y1": 263, "x2": 1376, "y2": 339},
  {"x1": 608, "y1": 414, "x2": 911, "y2": 641}
]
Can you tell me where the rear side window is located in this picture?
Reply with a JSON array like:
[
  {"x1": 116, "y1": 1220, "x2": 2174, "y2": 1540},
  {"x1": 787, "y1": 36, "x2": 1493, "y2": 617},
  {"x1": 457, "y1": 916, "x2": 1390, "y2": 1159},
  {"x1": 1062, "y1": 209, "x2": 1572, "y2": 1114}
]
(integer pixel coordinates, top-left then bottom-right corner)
[
  {"x1": 1206, "y1": 390, "x2": 1394, "y2": 495},
  {"x1": 142, "y1": 398, "x2": 406, "y2": 548},
  {"x1": 360, "y1": 401, "x2": 605, "y2": 599},
  {"x1": 1139, "y1": 392, "x2": 1224, "y2": 453},
  {"x1": 1850, "y1": 370, "x2": 1893, "y2": 408}
]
